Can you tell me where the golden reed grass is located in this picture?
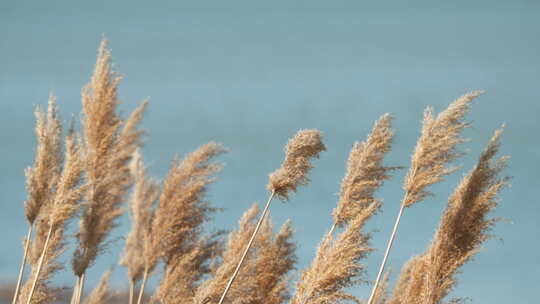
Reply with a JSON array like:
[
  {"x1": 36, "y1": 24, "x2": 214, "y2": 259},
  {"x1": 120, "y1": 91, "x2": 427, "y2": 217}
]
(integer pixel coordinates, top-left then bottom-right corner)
[{"x1": 9, "y1": 39, "x2": 510, "y2": 304}]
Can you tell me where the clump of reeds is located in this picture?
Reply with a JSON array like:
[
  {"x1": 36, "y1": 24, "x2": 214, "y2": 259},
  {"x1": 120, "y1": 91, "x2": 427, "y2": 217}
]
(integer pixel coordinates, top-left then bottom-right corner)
[
  {"x1": 216, "y1": 129, "x2": 325, "y2": 304},
  {"x1": 71, "y1": 38, "x2": 148, "y2": 304},
  {"x1": 388, "y1": 128, "x2": 509, "y2": 304},
  {"x1": 291, "y1": 114, "x2": 396, "y2": 304},
  {"x1": 367, "y1": 91, "x2": 484, "y2": 304},
  {"x1": 194, "y1": 204, "x2": 296, "y2": 304},
  {"x1": 9, "y1": 39, "x2": 511, "y2": 304}
]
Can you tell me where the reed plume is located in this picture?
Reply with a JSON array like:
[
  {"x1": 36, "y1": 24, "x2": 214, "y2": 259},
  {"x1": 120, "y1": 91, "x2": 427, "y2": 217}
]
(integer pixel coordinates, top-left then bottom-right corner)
[
  {"x1": 13, "y1": 96, "x2": 63, "y2": 304},
  {"x1": 332, "y1": 113, "x2": 397, "y2": 231},
  {"x1": 83, "y1": 269, "x2": 112, "y2": 304},
  {"x1": 152, "y1": 234, "x2": 223, "y2": 304},
  {"x1": 367, "y1": 91, "x2": 483, "y2": 304},
  {"x1": 72, "y1": 38, "x2": 147, "y2": 303},
  {"x1": 267, "y1": 129, "x2": 326, "y2": 200},
  {"x1": 120, "y1": 150, "x2": 160, "y2": 304},
  {"x1": 138, "y1": 142, "x2": 225, "y2": 304},
  {"x1": 290, "y1": 116, "x2": 395, "y2": 304},
  {"x1": 194, "y1": 204, "x2": 296, "y2": 304},
  {"x1": 291, "y1": 201, "x2": 379, "y2": 304},
  {"x1": 19, "y1": 103, "x2": 86, "y2": 304},
  {"x1": 388, "y1": 128, "x2": 509, "y2": 304},
  {"x1": 218, "y1": 129, "x2": 325, "y2": 304}
]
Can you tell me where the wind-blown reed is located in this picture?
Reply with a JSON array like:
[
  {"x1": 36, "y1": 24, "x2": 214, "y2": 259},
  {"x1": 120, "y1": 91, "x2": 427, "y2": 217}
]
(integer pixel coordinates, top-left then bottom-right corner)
[
  {"x1": 8, "y1": 39, "x2": 511, "y2": 304},
  {"x1": 388, "y1": 128, "x2": 509, "y2": 304},
  {"x1": 367, "y1": 91, "x2": 484, "y2": 304}
]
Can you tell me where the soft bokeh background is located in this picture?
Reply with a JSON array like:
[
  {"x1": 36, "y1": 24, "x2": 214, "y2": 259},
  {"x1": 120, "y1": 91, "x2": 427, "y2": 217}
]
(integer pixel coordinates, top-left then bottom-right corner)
[{"x1": 1, "y1": 1, "x2": 539, "y2": 303}]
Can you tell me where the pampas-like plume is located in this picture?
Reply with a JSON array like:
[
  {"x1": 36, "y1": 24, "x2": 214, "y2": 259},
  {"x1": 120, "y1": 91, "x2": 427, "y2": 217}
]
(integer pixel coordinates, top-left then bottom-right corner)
[
  {"x1": 13, "y1": 96, "x2": 63, "y2": 304},
  {"x1": 291, "y1": 201, "x2": 379, "y2": 304},
  {"x1": 137, "y1": 142, "x2": 225, "y2": 304},
  {"x1": 152, "y1": 233, "x2": 223, "y2": 303},
  {"x1": 268, "y1": 129, "x2": 326, "y2": 200},
  {"x1": 217, "y1": 129, "x2": 325, "y2": 304},
  {"x1": 332, "y1": 114, "x2": 396, "y2": 230},
  {"x1": 367, "y1": 91, "x2": 483, "y2": 304},
  {"x1": 19, "y1": 107, "x2": 86, "y2": 304},
  {"x1": 83, "y1": 269, "x2": 112, "y2": 304},
  {"x1": 72, "y1": 38, "x2": 147, "y2": 303},
  {"x1": 194, "y1": 204, "x2": 296, "y2": 304},
  {"x1": 388, "y1": 128, "x2": 509, "y2": 304},
  {"x1": 120, "y1": 150, "x2": 160, "y2": 304},
  {"x1": 194, "y1": 204, "x2": 260, "y2": 304},
  {"x1": 290, "y1": 117, "x2": 394, "y2": 304}
]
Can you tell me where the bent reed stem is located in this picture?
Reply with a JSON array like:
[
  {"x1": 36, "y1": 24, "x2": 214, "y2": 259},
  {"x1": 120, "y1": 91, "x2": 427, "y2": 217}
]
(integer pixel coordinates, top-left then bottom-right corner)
[
  {"x1": 217, "y1": 190, "x2": 276, "y2": 304},
  {"x1": 136, "y1": 270, "x2": 148, "y2": 304},
  {"x1": 76, "y1": 273, "x2": 85, "y2": 304},
  {"x1": 25, "y1": 225, "x2": 53, "y2": 304},
  {"x1": 129, "y1": 280, "x2": 134, "y2": 304},
  {"x1": 12, "y1": 225, "x2": 33, "y2": 304}
]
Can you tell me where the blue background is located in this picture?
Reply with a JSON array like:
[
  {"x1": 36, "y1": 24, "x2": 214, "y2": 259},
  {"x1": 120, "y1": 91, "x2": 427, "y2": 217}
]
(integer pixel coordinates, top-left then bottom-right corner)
[{"x1": 1, "y1": 1, "x2": 539, "y2": 303}]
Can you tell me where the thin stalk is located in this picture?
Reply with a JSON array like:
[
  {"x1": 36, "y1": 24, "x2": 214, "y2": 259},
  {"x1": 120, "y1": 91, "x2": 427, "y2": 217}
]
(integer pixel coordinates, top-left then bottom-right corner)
[
  {"x1": 218, "y1": 190, "x2": 276, "y2": 304},
  {"x1": 367, "y1": 199, "x2": 407, "y2": 304},
  {"x1": 25, "y1": 225, "x2": 53, "y2": 304},
  {"x1": 12, "y1": 225, "x2": 33, "y2": 304},
  {"x1": 129, "y1": 280, "x2": 134, "y2": 304},
  {"x1": 76, "y1": 273, "x2": 85, "y2": 304},
  {"x1": 136, "y1": 270, "x2": 148, "y2": 304},
  {"x1": 328, "y1": 222, "x2": 337, "y2": 237},
  {"x1": 70, "y1": 277, "x2": 80, "y2": 304}
]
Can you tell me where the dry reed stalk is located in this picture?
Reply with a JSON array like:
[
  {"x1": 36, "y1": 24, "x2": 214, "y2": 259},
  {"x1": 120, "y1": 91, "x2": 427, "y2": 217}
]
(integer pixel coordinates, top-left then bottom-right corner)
[
  {"x1": 137, "y1": 142, "x2": 225, "y2": 304},
  {"x1": 290, "y1": 116, "x2": 395, "y2": 304},
  {"x1": 217, "y1": 129, "x2": 325, "y2": 304},
  {"x1": 367, "y1": 91, "x2": 483, "y2": 304},
  {"x1": 72, "y1": 38, "x2": 147, "y2": 303},
  {"x1": 193, "y1": 204, "x2": 260, "y2": 304},
  {"x1": 120, "y1": 150, "x2": 160, "y2": 304},
  {"x1": 14, "y1": 96, "x2": 63, "y2": 304},
  {"x1": 83, "y1": 269, "x2": 112, "y2": 304},
  {"x1": 19, "y1": 101, "x2": 85, "y2": 304},
  {"x1": 388, "y1": 129, "x2": 509, "y2": 304},
  {"x1": 194, "y1": 204, "x2": 296, "y2": 304}
]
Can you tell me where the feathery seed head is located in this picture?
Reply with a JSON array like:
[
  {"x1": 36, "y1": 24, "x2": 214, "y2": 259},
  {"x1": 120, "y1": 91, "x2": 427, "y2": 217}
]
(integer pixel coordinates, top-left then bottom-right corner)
[
  {"x1": 403, "y1": 91, "x2": 484, "y2": 207},
  {"x1": 333, "y1": 114, "x2": 397, "y2": 226},
  {"x1": 268, "y1": 129, "x2": 326, "y2": 200}
]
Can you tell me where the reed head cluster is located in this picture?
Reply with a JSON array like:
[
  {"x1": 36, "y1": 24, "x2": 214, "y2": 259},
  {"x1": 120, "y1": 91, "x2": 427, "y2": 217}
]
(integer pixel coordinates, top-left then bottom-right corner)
[{"x1": 268, "y1": 129, "x2": 326, "y2": 200}]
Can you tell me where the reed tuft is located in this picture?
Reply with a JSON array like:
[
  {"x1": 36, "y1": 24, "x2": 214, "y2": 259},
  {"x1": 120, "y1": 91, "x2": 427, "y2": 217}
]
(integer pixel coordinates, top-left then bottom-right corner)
[{"x1": 268, "y1": 129, "x2": 326, "y2": 200}]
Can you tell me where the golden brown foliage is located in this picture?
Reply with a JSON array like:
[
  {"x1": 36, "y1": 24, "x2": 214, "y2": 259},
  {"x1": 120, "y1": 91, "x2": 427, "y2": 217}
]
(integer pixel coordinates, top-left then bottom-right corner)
[
  {"x1": 148, "y1": 142, "x2": 226, "y2": 270},
  {"x1": 403, "y1": 91, "x2": 483, "y2": 207},
  {"x1": 333, "y1": 114, "x2": 396, "y2": 227},
  {"x1": 73, "y1": 39, "x2": 147, "y2": 277},
  {"x1": 120, "y1": 150, "x2": 160, "y2": 284},
  {"x1": 24, "y1": 96, "x2": 63, "y2": 225},
  {"x1": 193, "y1": 204, "x2": 296, "y2": 304},
  {"x1": 291, "y1": 201, "x2": 379, "y2": 304},
  {"x1": 389, "y1": 129, "x2": 509, "y2": 304},
  {"x1": 268, "y1": 129, "x2": 326, "y2": 200}
]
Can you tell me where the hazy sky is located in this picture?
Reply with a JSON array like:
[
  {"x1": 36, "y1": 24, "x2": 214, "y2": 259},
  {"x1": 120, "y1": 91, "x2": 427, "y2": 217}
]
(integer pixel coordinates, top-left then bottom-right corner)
[{"x1": 1, "y1": 1, "x2": 539, "y2": 303}]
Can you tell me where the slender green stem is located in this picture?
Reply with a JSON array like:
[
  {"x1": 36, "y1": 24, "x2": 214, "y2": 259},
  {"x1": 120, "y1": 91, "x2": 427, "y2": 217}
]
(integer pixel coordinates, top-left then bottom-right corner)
[
  {"x1": 25, "y1": 225, "x2": 53, "y2": 304},
  {"x1": 12, "y1": 225, "x2": 33, "y2": 304},
  {"x1": 217, "y1": 190, "x2": 276, "y2": 304}
]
